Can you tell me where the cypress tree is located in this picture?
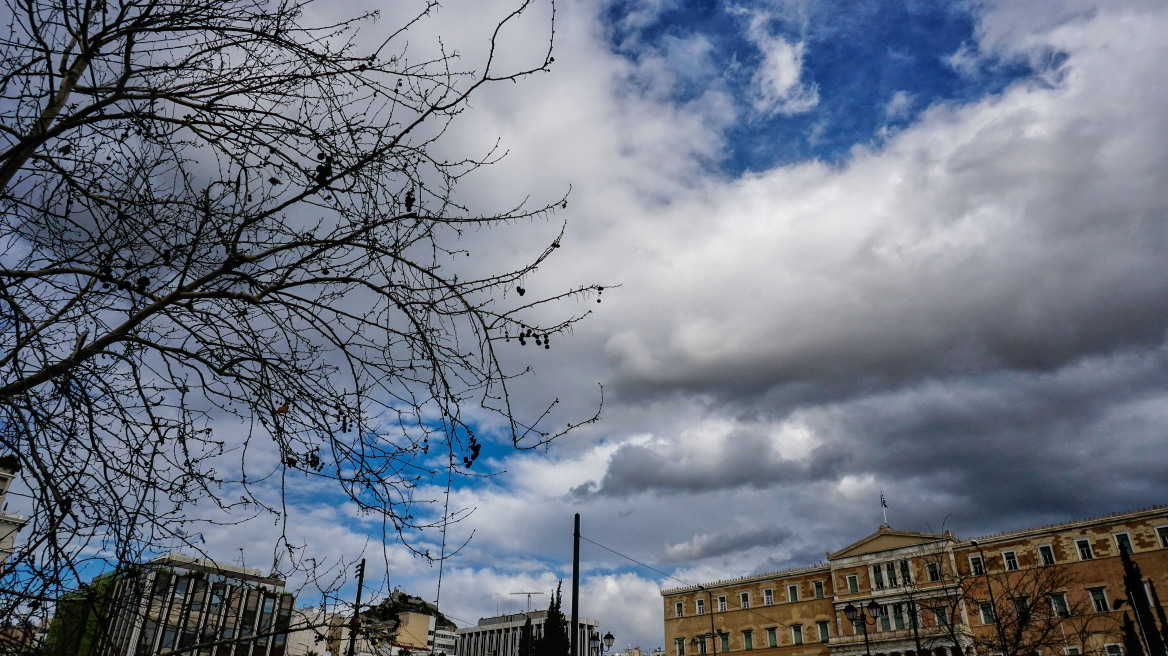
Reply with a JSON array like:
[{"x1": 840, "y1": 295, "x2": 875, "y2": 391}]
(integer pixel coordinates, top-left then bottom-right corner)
[
  {"x1": 1125, "y1": 613, "x2": 1148, "y2": 656},
  {"x1": 535, "y1": 582, "x2": 571, "y2": 656}
]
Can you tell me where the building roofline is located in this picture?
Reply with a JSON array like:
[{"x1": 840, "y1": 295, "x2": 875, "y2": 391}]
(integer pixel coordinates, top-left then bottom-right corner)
[
  {"x1": 661, "y1": 562, "x2": 830, "y2": 596},
  {"x1": 964, "y1": 504, "x2": 1168, "y2": 545}
]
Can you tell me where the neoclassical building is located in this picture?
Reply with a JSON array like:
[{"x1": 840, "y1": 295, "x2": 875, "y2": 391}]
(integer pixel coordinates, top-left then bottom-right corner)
[{"x1": 663, "y1": 505, "x2": 1168, "y2": 656}]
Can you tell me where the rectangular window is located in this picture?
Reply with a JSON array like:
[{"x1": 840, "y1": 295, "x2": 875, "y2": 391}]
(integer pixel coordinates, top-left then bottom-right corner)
[
  {"x1": 1157, "y1": 526, "x2": 1168, "y2": 548},
  {"x1": 740, "y1": 592, "x2": 750, "y2": 609},
  {"x1": 900, "y1": 560, "x2": 912, "y2": 584},
  {"x1": 1013, "y1": 596, "x2": 1031, "y2": 621},
  {"x1": 792, "y1": 626, "x2": 803, "y2": 646},
  {"x1": 1003, "y1": 551, "x2": 1019, "y2": 571},
  {"x1": 879, "y1": 612, "x2": 891, "y2": 632},
  {"x1": 1066, "y1": 648, "x2": 1081, "y2": 656},
  {"x1": 697, "y1": 598, "x2": 705, "y2": 615},
  {"x1": 818, "y1": 621, "x2": 829, "y2": 642},
  {"x1": 1114, "y1": 533, "x2": 1133, "y2": 555},
  {"x1": 1089, "y1": 588, "x2": 1109, "y2": 612},
  {"x1": 767, "y1": 628, "x2": 777, "y2": 648},
  {"x1": 872, "y1": 566, "x2": 885, "y2": 589},
  {"x1": 676, "y1": 602, "x2": 684, "y2": 618},
  {"x1": 980, "y1": 602, "x2": 996, "y2": 624},
  {"x1": 1077, "y1": 539, "x2": 1094, "y2": 560},
  {"x1": 847, "y1": 574, "x2": 859, "y2": 594},
  {"x1": 1039, "y1": 544, "x2": 1056, "y2": 566},
  {"x1": 676, "y1": 639, "x2": 685, "y2": 656},
  {"x1": 1052, "y1": 593, "x2": 1070, "y2": 617},
  {"x1": 743, "y1": 631, "x2": 753, "y2": 650},
  {"x1": 764, "y1": 589, "x2": 774, "y2": 606},
  {"x1": 698, "y1": 638, "x2": 707, "y2": 655},
  {"x1": 788, "y1": 584, "x2": 798, "y2": 602},
  {"x1": 970, "y1": 555, "x2": 984, "y2": 576},
  {"x1": 1105, "y1": 645, "x2": 1123, "y2": 656},
  {"x1": 932, "y1": 607, "x2": 949, "y2": 628},
  {"x1": 893, "y1": 604, "x2": 906, "y2": 630},
  {"x1": 718, "y1": 595, "x2": 727, "y2": 612},
  {"x1": 814, "y1": 581, "x2": 824, "y2": 599},
  {"x1": 927, "y1": 562, "x2": 940, "y2": 582},
  {"x1": 886, "y1": 562, "x2": 899, "y2": 586},
  {"x1": 721, "y1": 634, "x2": 730, "y2": 652}
]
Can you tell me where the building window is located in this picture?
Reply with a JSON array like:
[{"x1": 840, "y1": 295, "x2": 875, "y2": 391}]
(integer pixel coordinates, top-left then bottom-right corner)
[
  {"x1": 1052, "y1": 593, "x2": 1070, "y2": 617},
  {"x1": 740, "y1": 592, "x2": 750, "y2": 609},
  {"x1": 1089, "y1": 588, "x2": 1109, "y2": 612},
  {"x1": 1157, "y1": 526, "x2": 1168, "y2": 548},
  {"x1": 764, "y1": 589, "x2": 774, "y2": 606},
  {"x1": 1077, "y1": 539, "x2": 1094, "y2": 560},
  {"x1": 788, "y1": 584, "x2": 798, "y2": 602},
  {"x1": 792, "y1": 626, "x2": 803, "y2": 646},
  {"x1": 969, "y1": 555, "x2": 984, "y2": 576},
  {"x1": 879, "y1": 611, "x2": 891, "y2": 632},
  {"x1": 847, "y1": 574, "x2": 859, "y2": 594},
  {"x1": 1013, "y1": 596, "x2": 1031, "y2": 619},
  {"x1": 698, "y1": 638, "x2": 707, "y2": 655},
  {"x1": 718, "y1": 595, "x2": 727, "y2": 612},
  {"x1": 676, "y1": 602, "x2": 684, "y2": 618},
  {"x1": 743, "y1": 631, "x2": 753, "y2": 650},
  {"x1": 926, "y1": 562, "x2": 940, "y2": 582},
  {"x1": 1105, "y1": 645, "x2": 1123, "y2": 656},
  {"x1": 900, "y1": 560, "x2": 912, "y2": 584},
  {"x1": 1114, "y1": 533, "x2": 1133, "y2": 554},
  {"x1": 697, "y1": 598, "x2": 705, "y2": 615},
  {"x1": 886, "y1": 562, "x2": 899, "y2": 586},
  {"x1": 1039, "y1": 544, "x2": 1056, "y2": 566},
  {"x1": 1065, "y1": 648, "x2": 1081, "y2": 656},
  {"x1": 721, "y1": 634, "x2": 730, "y2": 652},
  {"x1": 814, "y1": 580, "x2": 825, "y2": 599},
  {"x1": 676, "y1": 639, "x2": 686, "y2": 656},
  {"x1": 818, "y1": 621, "x2": 830, "y2": 642},
  {"x1": 980, "y1": 602, "x2": 996, "y2": 624},
  {"x1": 1003, "y1": 551, "x2": 1019, "y2": 571},
  {"x1": 767, "y1": 628, "x2": 777, "y2": 648},
  {"x1": 932, "y1": 607, "x2": 949, "y2": 628},
  {"x1": 872, "y1": 566, "x2": 885, "y2": 589},
  {"x1": 893, "y1": 604, "x2": 906, "y2": 630}
]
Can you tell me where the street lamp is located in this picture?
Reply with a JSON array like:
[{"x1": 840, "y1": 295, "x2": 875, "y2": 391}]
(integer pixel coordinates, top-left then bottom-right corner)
[
  {"x1": 844, "y1": 600, "x2": 886, "y2": 656},
  {"x1": 590, "y1": 631, "x2": 615, "y2": 656},
  {"x1": 970, "y1": 540, "x2": 1008, "y2": 656}
]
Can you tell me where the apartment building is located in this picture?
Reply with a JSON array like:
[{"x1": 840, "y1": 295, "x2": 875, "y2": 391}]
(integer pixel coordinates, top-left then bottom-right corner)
[
  {"x1": 456, "y1": 611, "x2": 600, "y2": 656},
  {"x1": 47, "y1": 553, "x2": 295, "y2": 656},
  {"x1": 663, "y1": 505, "x2": 1168, "y2": 656},
  {"x1": 0, "y1": 459, "x2": 26, "y2": 566}
]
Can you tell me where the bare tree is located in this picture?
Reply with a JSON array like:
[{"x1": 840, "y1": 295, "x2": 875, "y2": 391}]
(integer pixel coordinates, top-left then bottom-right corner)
[
  {"x1": 0, "y1": 0, "x2": 599, "y2": 633},
  {"x1": 917, "y1": 543, "x2": 1117, "y2": 656}
]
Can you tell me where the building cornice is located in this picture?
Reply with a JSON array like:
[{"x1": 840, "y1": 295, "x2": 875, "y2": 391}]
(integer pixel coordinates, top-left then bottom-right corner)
[
  {"x1": 964, "y1": 503, "x2": 1168, "y2": 546},
  {"x1": 661, "y1": 562, "x2": 830, "y2": 596}
]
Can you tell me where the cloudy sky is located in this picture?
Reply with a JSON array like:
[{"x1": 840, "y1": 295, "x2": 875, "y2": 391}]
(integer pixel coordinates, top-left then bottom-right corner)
[{"x1": 158, "y1": 0, "x2": 1168, "y2": 650}]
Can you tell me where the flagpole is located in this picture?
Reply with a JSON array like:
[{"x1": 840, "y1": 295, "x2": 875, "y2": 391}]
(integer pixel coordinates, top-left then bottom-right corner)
[{"x1": 880, "y1": 491, "x2": 888, "y2": 525}]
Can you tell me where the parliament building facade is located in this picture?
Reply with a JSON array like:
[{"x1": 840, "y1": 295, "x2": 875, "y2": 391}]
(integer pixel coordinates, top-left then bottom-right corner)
[{"x1": 663, "y1": 505, "x2": 1168, "y2": 656}]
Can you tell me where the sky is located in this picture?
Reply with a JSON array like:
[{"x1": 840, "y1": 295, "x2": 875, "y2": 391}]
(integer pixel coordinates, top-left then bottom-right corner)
[{"x1": 26, "y1": 0, "x2": 1168, "y2": 651}]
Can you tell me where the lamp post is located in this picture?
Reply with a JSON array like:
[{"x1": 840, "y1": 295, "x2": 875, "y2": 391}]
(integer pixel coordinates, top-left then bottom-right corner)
[
  {"x1": 844, "y1": 600, "x2": 886, "y2": 656},
  {"x1": 969, "y1": 540, "x2": 1009, "y2": 656},
  {"x1": 590, "y1": 631, "x2": 615, "y2": 656}
]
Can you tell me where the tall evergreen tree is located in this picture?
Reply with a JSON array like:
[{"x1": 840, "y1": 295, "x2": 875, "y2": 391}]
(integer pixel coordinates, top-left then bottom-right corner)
[
  {"x1": 1125, "y1": 614, "x2": 1149, "y2": 656},
  {"x1": 1147, "y1": 581, "x2": 1168, "y2": 655},
  {"x1": 519, "y1": 616, "x2": 535, "y2": 656},
  {"x1": 535, "y1": 582, "x2": 571, "y2": 656},
  {"x1": 1120, "y1": 543, "x2": 1167, "y2": 656}
]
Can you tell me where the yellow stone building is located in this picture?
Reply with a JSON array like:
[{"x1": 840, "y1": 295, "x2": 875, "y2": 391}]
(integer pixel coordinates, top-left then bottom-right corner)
[{"x1": 663, "y1": 505, "x2": 1168, "y2": 656}]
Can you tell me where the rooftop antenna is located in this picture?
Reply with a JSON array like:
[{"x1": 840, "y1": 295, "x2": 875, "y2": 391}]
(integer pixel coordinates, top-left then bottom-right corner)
[
  {"x1": 235, "y1": 547, "x2": 246, "y2": 568},
  {"x1": 510, "y1": 591, "x2": 546, "y2": 613}
]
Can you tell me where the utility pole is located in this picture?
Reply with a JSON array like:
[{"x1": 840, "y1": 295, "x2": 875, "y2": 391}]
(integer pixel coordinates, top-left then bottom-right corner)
[
  {"x1": 572, "y1": 514, "x2": 580, "y2": 656},
  {"x1": 348, "y1": 559, "x2": 366, "y2": 656}
]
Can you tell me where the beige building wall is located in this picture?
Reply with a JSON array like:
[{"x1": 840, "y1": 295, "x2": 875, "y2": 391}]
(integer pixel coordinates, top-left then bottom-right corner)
[{"x1": 663, "y1": 505, "x2": 1168, "y2": 656}]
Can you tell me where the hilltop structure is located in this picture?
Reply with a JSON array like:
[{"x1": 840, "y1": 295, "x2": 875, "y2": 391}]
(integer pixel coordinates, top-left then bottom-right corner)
[{"x1": 662, "y1": 505, "x2": 1168, "y2": 656}]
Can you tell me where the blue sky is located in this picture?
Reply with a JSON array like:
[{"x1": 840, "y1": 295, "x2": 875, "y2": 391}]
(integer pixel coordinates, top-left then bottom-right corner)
[{"x1": 14, "y1": 0, "x2": 1168, "y2": 652}]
